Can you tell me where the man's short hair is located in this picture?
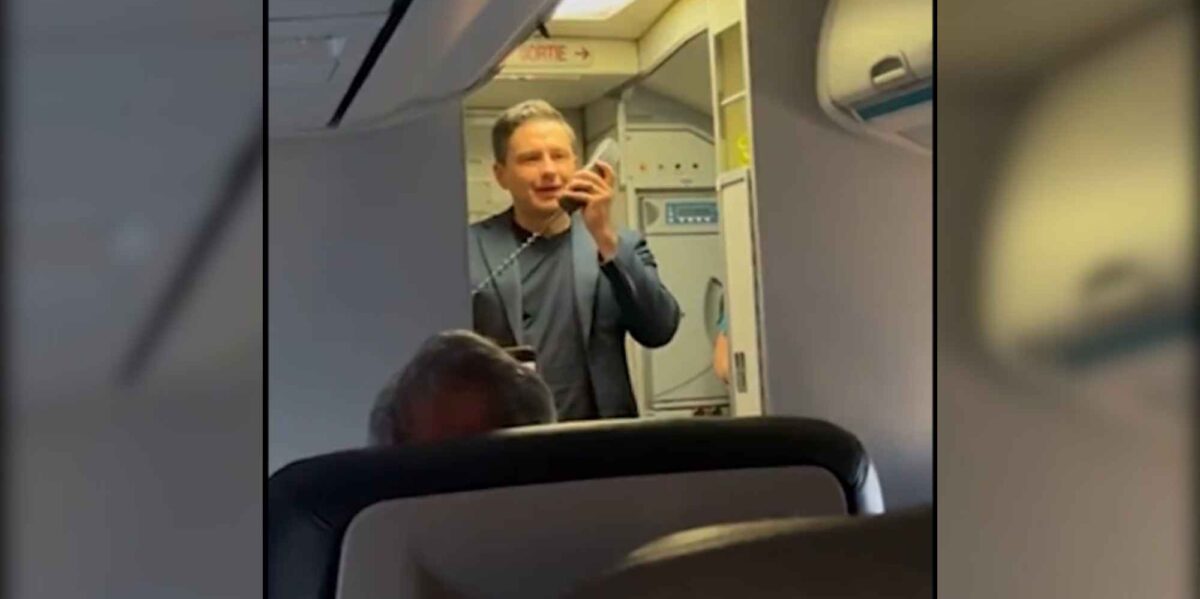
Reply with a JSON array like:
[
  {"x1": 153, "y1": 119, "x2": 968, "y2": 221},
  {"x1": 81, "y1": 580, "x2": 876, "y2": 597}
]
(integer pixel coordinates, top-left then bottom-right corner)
[
  {"x1": 368, "y1": 330, "x2": 556, "y2": 445},
  {"x1": 491, "y1": 99, "x2": 576, "y2": 163}
]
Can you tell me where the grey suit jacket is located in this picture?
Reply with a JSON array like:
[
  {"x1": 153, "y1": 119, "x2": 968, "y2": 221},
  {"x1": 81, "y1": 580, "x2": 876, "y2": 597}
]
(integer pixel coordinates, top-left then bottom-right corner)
[{"x1": 468, "y1": 209, "x2": 681, "y2": 417}]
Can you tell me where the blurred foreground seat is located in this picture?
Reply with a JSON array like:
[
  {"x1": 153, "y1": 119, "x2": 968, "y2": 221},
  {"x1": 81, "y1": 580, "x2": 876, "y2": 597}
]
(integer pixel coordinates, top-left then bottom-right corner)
[
  {"x1": 268, "y1": 416, "x2": 883, "y2": 599},
  {"x1": 569, "y1": 505, "x2": 932, "y2": 598}
]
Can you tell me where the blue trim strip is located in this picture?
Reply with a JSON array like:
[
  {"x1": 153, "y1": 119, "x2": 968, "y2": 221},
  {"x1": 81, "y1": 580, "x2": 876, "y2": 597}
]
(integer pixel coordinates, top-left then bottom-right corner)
[
  {"x1": 1059, "y1": 311, "x2": 1192, "y2": 369},
  {"x1": 854, "y1": 84, "x2": 933, "y2": 121}
]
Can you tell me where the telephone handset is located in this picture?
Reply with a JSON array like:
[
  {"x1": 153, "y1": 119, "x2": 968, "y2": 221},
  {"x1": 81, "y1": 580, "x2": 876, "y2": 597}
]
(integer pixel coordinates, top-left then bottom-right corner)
[
  {"x1": 471, "y1": 139, "x2": 622, "y2": 297},
  {"x1": 560, "y1": 137, "x2": 621, "y2": 214}
]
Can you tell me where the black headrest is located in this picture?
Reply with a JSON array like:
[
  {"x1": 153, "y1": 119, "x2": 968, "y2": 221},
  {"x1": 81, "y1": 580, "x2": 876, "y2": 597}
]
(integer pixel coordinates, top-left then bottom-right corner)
[{"x1": 268, "y1": 416, "x2": 870, "y2": 599}]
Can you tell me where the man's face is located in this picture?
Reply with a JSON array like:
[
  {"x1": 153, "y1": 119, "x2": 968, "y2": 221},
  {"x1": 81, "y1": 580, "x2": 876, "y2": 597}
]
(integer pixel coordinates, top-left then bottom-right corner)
[{"x1": 493, "y1": 119, "x2": 578, "y2": 217}]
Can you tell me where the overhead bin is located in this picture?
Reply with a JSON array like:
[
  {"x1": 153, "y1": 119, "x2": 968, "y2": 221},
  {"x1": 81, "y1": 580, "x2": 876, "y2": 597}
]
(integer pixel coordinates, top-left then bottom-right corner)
[
  {"x1": 268, "y1": 0, "x2": 560, "y2": 135},
  {"x1": 269, "y1": 14, "x2": 389, "y2": 132},
  {"x1": 816, "y1": 0, "x2": 932, "y2": 154}
]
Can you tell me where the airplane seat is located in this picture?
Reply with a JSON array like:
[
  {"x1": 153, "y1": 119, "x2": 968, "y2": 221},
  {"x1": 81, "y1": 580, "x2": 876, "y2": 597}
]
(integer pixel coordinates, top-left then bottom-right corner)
[
  {"x1": 268, "y1": 416, "x2": 880, "y2": 599},
  {"x1": 567, "y1": 505, "x2": 932, "y2": 598}
]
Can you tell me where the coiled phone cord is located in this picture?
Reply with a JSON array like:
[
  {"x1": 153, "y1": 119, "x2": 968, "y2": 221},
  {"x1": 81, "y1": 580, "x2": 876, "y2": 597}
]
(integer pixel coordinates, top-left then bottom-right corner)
[{"x1": 469, "y1": 211, "x2": 570, "y2": 297}]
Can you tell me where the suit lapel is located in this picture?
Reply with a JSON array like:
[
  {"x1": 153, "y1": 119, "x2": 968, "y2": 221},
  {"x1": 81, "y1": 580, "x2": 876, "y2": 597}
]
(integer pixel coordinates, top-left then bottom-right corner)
[
  {"x1": 476, "y1": 211, "x2": 524, "y2": 344},
  {"x1": 571, "y1": 214, "x2": 598, "y2": 346}
]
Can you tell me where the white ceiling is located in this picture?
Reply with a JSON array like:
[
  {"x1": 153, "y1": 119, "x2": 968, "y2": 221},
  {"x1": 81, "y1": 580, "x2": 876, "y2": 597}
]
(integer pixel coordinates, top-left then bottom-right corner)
[{"x1": 546, "y1": 0, "x2": 676, "y2": 39}]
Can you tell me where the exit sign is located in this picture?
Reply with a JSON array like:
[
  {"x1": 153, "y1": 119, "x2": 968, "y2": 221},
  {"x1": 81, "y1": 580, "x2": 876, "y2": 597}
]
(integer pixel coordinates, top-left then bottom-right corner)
[{"x1": 504, "y1": 41, "x2": 595, "y2": 68}]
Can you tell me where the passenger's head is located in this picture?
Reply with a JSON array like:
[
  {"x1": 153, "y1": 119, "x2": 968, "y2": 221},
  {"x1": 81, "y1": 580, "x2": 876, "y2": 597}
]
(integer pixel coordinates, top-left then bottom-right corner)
[
  {"x1": 369, "y1": 330, "x2": 556, "y2": 445},
  {"x1": 491, "y1": 99, "x2": 579, "y2": 219}
]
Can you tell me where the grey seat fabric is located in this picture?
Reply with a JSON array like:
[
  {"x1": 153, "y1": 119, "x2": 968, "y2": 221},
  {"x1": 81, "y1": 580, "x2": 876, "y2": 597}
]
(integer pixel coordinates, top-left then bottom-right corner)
[
  {"x1": 268, "y1": 417, "x2": 879, "y2": 599},
  {"x1": 567, "y1": 505, "x2": 932, "y2": 599}
]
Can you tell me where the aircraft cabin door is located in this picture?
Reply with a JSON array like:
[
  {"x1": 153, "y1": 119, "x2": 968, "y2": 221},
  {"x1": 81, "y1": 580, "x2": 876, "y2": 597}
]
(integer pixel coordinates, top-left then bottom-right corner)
[{"x1": 638, "y1": 192, "x2": 731, "y2": 417}]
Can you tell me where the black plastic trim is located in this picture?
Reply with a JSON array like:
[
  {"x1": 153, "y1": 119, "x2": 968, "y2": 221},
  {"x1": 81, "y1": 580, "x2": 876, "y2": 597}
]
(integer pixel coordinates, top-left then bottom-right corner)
[{"x1": 327, "y1": 0, "x2": 416, "y2": 127}]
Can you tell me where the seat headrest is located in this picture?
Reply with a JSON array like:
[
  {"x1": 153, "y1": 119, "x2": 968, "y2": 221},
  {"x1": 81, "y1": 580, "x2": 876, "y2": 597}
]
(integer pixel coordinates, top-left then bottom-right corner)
[{"x1": 268, "y1": 416, "x2": 871, "y2": 599}]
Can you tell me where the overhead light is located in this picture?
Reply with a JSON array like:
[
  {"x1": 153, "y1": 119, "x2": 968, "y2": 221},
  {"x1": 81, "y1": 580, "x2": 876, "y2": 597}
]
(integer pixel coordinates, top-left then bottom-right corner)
[
  {"x1": 269, "y1": 35, "x2": 345, "y2": 64},
  {"x1": 550, "y1": 0, "x2": 637, "y2": 20},
  {"x1": 269, "y1": 36, "x2": 346, "y2": 88}
]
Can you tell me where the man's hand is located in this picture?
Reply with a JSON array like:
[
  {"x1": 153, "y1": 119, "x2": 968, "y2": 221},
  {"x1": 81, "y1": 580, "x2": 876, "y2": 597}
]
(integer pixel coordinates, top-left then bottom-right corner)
[{"x1": 563, "y1": 161, "x2": 619, "y2": 260}]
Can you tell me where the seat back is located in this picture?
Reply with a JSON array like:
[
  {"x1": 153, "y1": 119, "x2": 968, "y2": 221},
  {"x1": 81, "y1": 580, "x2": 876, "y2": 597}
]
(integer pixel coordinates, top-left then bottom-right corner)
[{"x1": 268, "y1": 417, "x2": 876, "y2": 599}]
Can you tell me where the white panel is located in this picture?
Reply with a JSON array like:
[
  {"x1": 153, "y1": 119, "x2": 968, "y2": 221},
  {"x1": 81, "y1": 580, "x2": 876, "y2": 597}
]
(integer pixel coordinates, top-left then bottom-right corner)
[
  {"x1": 718, "y1": 171, "x2": 763, "y2": 416},
  {"x1": 465, "y1": 178, "x2": 512, "y2": 225},
  {"x1": 466, "y1": 180, "x2": 494, "y2": 224},
  {"x1": 463, "y1": 117, "x2": 494, "y2": 179},
  {"x1": 642, "y1": 222, "x2": 727, "y2": 406},
  {"x1": 338, "y1": 466, "x2": 847, "y2": 599},
  {"x1": 623, "y1": 128, "x2": 715, "y2": 188}
]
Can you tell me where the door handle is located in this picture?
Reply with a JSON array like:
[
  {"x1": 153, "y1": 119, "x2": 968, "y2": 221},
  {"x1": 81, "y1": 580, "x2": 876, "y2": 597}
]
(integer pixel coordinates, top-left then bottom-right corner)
[{"x1": 734, "y1": 351, "x2": 748, "y2": 393}]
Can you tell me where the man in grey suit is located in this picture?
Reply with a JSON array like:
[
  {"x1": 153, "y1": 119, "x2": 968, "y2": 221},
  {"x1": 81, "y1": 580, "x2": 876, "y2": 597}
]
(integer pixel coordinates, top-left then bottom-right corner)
[{"x1": 469, "y1": 99, "x2": 681, "y2": 420}]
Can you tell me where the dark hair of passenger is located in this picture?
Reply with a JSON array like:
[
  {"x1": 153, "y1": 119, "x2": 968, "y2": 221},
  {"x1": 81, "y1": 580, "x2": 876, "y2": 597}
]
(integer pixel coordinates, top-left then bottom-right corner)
[{"x1": 368, "y1": 330, "x2": 556, "y2": 445}]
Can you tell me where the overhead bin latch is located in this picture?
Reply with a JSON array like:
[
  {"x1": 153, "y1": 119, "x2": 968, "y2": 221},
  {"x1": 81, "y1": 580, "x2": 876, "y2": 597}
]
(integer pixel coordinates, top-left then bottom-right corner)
[{"x1": 870, "y1": 52, "x2": 917, "y2": 90}]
